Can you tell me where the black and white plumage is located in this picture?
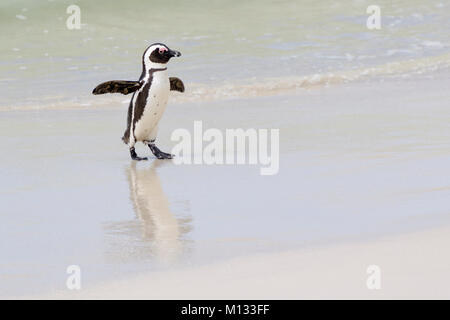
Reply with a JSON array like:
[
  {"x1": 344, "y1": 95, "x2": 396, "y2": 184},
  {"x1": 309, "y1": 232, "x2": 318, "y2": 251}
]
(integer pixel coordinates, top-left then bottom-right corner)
[{"x1": 92, "y1": 43, "x2": 184, "y2": 160}]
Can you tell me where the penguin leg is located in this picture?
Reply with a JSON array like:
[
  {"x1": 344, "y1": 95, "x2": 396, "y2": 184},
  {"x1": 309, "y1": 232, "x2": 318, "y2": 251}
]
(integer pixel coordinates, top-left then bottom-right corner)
[
  {"x1": 130, "y1": 147, "x2": 148, "y2": 161},
  {"x1": 148, "y1": 141, "x2": 174, "y2": 159}
]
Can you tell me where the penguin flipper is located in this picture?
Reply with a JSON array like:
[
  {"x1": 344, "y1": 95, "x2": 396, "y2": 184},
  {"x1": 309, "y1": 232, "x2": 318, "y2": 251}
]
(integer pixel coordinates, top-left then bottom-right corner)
[
  {"x1": 169, "y1": 77, "x2": 185, "y2": 93},
  {"x1": 92, "y1": 80, "x2": 141, "y2": 95}
]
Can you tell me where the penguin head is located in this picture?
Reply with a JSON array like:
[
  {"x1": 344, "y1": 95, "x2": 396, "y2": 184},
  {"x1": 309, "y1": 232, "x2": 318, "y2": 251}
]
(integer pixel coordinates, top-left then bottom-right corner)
[{"x1": 142, "y1": 43, "x2": 181, "y2": 69}]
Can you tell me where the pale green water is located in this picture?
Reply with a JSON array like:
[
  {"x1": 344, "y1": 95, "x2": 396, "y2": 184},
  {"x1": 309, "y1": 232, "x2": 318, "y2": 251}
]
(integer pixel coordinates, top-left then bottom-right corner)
[{"x1": 0, "y1": 0, "x2": 449, "y2": 108}]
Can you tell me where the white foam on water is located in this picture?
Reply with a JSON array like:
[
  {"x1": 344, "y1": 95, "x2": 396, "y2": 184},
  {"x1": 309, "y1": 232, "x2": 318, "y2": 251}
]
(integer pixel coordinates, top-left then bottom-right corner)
[{"x1": 1, "y1": 0, "x2": 449, "y2": 110}]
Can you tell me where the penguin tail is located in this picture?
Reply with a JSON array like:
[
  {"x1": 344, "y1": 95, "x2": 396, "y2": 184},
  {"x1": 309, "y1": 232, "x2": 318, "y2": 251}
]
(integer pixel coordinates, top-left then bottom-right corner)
[{"x1": 122, "y1": 131, "x2": 130, "y2": 145}]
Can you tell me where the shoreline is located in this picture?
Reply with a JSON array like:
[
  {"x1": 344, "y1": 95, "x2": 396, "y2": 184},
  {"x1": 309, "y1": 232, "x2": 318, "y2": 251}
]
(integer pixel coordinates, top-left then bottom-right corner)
[
  {"x1": 32, "y1": 224, "x2": 450, "y2": 299},
  {"x1": 2, "y1": 73, "x2": 450, "y2": 299},
  {"x1": 2, "y1": 56, "x2": 449, "y2": 113}
]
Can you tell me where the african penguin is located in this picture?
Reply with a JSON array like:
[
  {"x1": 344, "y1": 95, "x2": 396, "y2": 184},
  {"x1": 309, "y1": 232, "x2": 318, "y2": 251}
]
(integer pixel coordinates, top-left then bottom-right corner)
[{"x1": 92, "y1": 43, "x2": 184, "y2": 160}]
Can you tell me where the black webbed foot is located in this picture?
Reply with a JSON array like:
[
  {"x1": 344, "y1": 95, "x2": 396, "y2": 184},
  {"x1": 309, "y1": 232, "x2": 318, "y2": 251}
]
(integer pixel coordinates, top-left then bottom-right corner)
[
  {"x1": 148, "y1": 144, "x2": 174, "y2": 159},
  {"x1": 130, "y1": 147, "x2": 148, "y2": 161}
]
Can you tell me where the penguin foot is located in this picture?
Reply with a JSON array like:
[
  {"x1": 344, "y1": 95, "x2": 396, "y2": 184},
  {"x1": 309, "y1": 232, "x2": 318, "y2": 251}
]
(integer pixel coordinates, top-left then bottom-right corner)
[
  {"x1": 148, "y1": 144, "x2": 174, "y2": 159},
  {"x1": 132, "y1": 156, "x2": 148, "y2": 161},
  {"x1": 130, "y1": 147, "x2": 148, "y2": 161}
]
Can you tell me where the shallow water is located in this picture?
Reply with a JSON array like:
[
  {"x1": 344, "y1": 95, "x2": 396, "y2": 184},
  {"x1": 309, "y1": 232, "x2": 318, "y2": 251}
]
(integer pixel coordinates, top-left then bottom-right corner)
[
  {"x1": 1, "y1": 75, "x2": 450, "y2": 297},
  {"x1": 0, "y1": 0, "x2": 449, "y2": 108}
]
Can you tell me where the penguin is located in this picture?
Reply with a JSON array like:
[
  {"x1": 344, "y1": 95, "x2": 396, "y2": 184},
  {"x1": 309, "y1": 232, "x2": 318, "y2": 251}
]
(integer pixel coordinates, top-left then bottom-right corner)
[{"x1": 92, "y1": 43, "x2": 184, "y2": 160}]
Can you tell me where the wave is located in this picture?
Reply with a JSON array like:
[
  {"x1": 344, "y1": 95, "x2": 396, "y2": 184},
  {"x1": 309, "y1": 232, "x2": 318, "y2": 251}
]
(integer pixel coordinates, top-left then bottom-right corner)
[
  {"x1": 2, "y1": 53, "x2": 450, "y2": 112},
  {"x1": 172, "y1": 52, "x2": 450, "y2": 102}
]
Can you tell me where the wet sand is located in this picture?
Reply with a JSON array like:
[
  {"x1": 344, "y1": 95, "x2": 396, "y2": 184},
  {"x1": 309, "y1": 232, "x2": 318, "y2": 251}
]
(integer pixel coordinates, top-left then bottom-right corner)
[
  {"x1": 2, "y1": 75, "x2": 450, "y2": 298},
  {"x1": 38, "y1": 225, "x2": 450, "y2": 299}
]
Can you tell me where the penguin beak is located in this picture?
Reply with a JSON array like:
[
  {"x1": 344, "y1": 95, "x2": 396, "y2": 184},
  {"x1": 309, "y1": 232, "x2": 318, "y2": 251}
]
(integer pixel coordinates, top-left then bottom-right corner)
[{"x1": 167, "y1": 49, "x2": 181, "y2": 58}]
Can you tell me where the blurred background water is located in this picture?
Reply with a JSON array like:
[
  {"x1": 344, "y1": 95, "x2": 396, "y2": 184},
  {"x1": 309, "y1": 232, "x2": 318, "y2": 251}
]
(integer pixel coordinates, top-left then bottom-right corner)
[{"x1": 0, "y1": 0, "x2": 449, "y2": 109}]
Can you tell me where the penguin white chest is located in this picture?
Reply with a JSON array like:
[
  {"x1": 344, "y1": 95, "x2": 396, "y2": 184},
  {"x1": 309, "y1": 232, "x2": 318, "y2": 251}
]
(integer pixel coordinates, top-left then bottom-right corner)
[{"x1": 133, "y1": 71, "x2": 170, "y2": 141}]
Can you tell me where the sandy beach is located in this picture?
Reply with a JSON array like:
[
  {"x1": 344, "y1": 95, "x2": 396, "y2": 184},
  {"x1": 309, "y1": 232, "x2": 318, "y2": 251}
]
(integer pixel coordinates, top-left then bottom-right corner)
[
  {"x1": 2, "y1": 74, "x2": 450, "y2": 298},
  {"x1": 37, "y1": 224, "x2": 450, "y2": 299}
]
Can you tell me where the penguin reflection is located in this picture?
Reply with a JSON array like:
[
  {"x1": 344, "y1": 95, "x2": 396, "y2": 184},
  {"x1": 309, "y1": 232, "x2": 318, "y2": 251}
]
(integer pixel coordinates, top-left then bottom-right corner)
[{"x1": 127, "y1": 160, "x2": 185, "y2": 264}]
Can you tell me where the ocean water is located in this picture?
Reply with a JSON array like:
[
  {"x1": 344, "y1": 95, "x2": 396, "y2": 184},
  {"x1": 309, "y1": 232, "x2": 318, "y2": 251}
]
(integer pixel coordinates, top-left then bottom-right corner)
[{"x1": 0, "y1": 0, "x2": 449, "y2": 109}]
